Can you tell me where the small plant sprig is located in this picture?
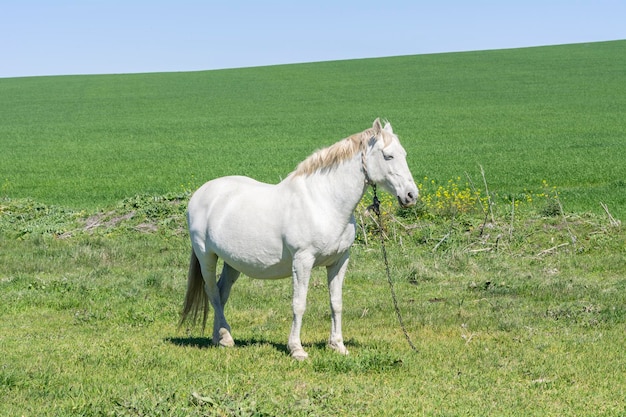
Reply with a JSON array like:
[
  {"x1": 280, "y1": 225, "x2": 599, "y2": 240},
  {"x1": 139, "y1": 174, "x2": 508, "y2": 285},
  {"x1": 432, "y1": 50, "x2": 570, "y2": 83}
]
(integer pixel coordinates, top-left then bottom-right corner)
[{"x1": 179, "y1": 174, "x2": 197, "y2": 196}]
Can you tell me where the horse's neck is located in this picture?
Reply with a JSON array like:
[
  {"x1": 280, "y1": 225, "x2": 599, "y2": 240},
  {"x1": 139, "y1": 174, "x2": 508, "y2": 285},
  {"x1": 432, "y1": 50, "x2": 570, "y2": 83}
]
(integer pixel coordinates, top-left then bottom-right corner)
[{"x1": 301, "y1": 154, "x2": 368, "y2": 217}]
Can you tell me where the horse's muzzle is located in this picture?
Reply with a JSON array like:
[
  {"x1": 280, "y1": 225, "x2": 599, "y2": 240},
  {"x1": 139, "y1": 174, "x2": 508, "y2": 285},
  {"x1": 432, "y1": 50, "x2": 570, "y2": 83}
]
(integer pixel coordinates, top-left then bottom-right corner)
[{"x1": 398, "y1": 190, "x2": 418, "y2": 208}]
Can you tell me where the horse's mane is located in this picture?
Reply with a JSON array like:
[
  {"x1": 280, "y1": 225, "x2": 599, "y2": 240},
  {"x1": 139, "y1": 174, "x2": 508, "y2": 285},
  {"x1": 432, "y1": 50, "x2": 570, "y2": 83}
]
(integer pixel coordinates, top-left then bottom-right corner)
[{"x1": 291, "y1": 120, "x2": 393, "y2": 177}]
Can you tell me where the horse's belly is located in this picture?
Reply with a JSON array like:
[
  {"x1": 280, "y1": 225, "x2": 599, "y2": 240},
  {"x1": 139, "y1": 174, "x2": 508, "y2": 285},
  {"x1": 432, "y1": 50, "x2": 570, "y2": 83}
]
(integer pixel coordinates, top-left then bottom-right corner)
[
  {"x1": 210, "y1": 242, "x2": 292, "y2": 279},
  {"x1": 205, "y1": 220, "x2": 292, "y2": 279},
  {"x1": 212, "y1": 226, "x2": 354, "y2": 279},
  {"x1": 230, "y1": 259, "x2": 293, "y2": 280}
]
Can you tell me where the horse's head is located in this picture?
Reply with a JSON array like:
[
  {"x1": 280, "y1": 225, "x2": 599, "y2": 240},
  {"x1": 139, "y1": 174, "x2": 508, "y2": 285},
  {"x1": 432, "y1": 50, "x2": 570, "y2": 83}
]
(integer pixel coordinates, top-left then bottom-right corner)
[{"x1": 364, "y1": 119, "x2": 419, "y2": 208}]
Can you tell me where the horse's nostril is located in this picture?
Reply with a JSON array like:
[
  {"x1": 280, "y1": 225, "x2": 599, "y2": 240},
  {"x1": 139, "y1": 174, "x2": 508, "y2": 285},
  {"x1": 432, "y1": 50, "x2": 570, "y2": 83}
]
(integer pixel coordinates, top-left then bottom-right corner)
[{"x1": 408, "y1": 192, "x2": 414, "y2": 200}]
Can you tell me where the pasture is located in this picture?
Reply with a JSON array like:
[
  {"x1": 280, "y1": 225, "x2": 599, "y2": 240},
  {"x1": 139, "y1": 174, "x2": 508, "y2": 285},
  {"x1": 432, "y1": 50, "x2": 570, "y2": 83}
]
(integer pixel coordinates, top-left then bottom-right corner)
[
  {"x1": 1, "y1": 40, "x2": 625, "y2": 216},
  {"x1": 1, "y1": 41, "x2": 626, "y2": 415}
]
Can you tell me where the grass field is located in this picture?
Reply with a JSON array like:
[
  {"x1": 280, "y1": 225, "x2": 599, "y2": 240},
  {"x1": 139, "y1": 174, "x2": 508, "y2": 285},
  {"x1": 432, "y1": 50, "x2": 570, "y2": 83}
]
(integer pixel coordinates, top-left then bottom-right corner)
[
  {"x1": 1, "y1": 41, "x2": 626, "y2": 416},
  {"x1": 1, "y1": 40, "x2": 625, "y2": 217},
  {"x1": 1, "y1": 194, "x2": 624, "y2": 416}
]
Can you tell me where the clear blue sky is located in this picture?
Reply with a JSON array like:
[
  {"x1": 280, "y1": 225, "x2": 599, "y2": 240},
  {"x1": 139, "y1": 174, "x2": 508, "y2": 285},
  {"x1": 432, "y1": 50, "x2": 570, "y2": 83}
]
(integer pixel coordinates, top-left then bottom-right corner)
[{"x1": 2, "y1": 0, "x2": 625, "y2": 78}]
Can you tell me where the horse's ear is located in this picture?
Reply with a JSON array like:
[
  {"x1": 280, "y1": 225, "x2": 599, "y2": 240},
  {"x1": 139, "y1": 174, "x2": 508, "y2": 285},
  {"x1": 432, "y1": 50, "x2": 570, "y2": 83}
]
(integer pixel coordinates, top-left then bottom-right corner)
[
  {"x1": 372, "y1": 118, "x2": 382, "y2": 133},
  {"x1": 383, "y1": 121, "x2": 393, "y2": 134}
]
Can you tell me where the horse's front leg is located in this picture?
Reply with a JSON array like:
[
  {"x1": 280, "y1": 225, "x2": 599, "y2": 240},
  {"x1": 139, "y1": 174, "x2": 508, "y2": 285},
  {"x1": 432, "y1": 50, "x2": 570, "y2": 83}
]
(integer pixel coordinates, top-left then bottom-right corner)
[
  {"x1": 288, "y1": 253, "x2": 314, "y2": 360},
  {"x1": 327, "y1": 252, "x2": 350, "y2": 355}
]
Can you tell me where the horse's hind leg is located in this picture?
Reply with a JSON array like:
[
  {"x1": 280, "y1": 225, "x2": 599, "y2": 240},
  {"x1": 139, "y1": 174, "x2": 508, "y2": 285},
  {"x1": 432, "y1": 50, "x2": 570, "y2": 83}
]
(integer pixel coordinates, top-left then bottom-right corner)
[
  {"x1": 218, "y1": 263, "x2": 240, "y2": 307},
  {"x1": 198, "y1": 252, "x2": 235, "y2": 347}
]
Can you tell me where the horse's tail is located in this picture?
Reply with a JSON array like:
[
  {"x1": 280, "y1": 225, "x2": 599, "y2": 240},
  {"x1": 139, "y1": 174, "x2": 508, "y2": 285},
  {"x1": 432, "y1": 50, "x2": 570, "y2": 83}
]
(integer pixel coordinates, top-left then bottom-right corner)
[{"x1": 179, "y1": 249, "x2": 209, "y2": 332}]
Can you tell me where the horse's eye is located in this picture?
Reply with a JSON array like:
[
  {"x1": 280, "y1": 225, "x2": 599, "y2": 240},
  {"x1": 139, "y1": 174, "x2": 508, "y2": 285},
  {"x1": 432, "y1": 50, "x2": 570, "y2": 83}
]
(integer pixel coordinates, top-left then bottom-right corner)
[{"x1": 383, "y1": 154, "x2": 394, "y2": 161}]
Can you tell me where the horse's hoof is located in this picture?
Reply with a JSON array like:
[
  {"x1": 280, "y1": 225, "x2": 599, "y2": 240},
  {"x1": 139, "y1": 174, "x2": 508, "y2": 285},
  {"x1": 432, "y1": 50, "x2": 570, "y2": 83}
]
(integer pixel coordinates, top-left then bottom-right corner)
[
  {"x1": 290, "y1": 348, "x2": 309, "y2": 360},
  {"x1": 216, "y1": 328, "x2": 234, "y2": 347},
  {"x1": 328, "y1": 341, "x2": 349, "y2": 355}
]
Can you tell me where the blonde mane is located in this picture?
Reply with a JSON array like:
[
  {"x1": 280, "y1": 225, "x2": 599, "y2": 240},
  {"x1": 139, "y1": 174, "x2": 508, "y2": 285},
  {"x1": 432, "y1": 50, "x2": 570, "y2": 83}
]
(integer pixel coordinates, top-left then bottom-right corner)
[{"x1": 292, "y1": 120, "x2": 394, "y2": 177}]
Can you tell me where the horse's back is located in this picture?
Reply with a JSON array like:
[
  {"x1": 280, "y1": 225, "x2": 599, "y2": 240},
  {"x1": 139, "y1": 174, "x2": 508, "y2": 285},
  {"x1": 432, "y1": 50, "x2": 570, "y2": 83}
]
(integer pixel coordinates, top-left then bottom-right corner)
[
  {"x1": 188, "y1": 175, "x2": 275, "y2": 218},
  {"x1": 188, "y1": 175, "x2": 280, "y2": 236}
]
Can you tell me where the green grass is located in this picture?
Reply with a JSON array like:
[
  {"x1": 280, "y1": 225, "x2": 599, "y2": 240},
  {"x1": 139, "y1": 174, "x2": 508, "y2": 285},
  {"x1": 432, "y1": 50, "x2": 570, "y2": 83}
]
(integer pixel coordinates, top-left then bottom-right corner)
[
  {"x1": 1, "y1": 41, "x2": 626, "y2": 415},
  {"x1": 1, "y1": 41, "x2": 625, "y2": 217},
  {"x1": 0, "y1": 195, "x2": 624, "y2": 415}
]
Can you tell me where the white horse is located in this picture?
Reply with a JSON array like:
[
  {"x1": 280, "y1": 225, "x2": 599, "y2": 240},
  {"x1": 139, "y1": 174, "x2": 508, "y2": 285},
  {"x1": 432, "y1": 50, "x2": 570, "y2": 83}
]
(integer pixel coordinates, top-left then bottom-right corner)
[{"x1": 180, "y1": 118, "x2": 418, "y2": 359}]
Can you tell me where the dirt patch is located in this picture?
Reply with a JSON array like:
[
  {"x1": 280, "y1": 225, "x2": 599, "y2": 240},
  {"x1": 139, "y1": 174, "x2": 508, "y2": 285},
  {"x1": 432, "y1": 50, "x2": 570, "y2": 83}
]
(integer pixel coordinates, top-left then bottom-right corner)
[
  {"x1": 135, "y1": 222, "x2": 159, "y2": 233},
  {"x1": 83, "y1": 211, "x2": 136, "y2": 231}
]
